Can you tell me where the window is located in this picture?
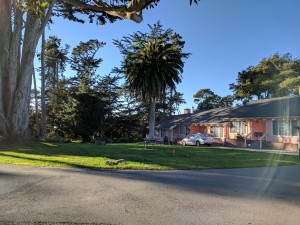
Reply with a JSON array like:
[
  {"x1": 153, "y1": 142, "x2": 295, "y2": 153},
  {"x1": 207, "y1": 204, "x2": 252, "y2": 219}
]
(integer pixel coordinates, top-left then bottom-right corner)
[
  {"x1": 272, "y1": 120, "x2": 299, "y2": 136},
  {"x1": 292, "y1": 120, "x2": 299, "y2": 136},
  {"x1": 179, "y1": 125, "x2": 187, "y2": 135},
  {"x1": 211, "y1": 126, "x2": 224, "y2": 138},
  {"x1": 272, "y1": 120, "x2": 278, "y2": 135},
  {"x1": 279, "y1": 121, "x2": 289, "y2": 136},
  {"x1": 230, "y1": 121, "x2": 247, "y2": 134}
]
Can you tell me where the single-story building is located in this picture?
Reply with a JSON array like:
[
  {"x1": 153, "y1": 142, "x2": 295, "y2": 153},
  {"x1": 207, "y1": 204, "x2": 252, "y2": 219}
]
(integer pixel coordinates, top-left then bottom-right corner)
[
  {"x1": 156, "y1": 111, "x2": 191, "y2": 143},
  {"x1": 156, "y1": 96, "x2": 300, "y2": 151}
]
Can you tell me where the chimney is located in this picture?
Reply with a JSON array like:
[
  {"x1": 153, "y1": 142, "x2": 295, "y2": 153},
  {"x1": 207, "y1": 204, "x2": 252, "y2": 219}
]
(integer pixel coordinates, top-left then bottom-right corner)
[{"x1": 184, "y1": 108, "x2": 191, "y2": 114}]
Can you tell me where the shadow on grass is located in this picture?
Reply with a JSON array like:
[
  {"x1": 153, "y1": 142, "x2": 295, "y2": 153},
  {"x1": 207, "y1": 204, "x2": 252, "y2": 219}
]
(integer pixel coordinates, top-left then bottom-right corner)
[
  {"x1": 0, "y1": 142, "x2": 299, "y2": 170},
  {"x1": 0, "y1": 152, "x2": 89, "y2": 169}
]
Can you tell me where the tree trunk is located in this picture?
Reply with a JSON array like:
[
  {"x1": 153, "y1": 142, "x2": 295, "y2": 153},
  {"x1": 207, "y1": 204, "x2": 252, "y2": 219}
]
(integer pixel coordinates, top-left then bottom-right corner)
[
  {"x1": 0, "y1": 0, "x2": 148, "y2": 142},
  {"x1": 40, "y1": 30, "x2": 47, "y2": 139},
  {"x1": 0, "y1": 0, "x2": 11, "y2": 140},
  {"x1": 148, "y1": 97, "x2": 156, "y2": 140},
  {"x1": 169, "y1": 89, "x2": 173, "y2": 116},
  {"x1": 32, "y1": 65, "x2": 40, "y2": 135},
  {"x1": 162, "y1": 88, "x2": 166, "y2": 115},
  {"x1": 0, "y1": 0, "x2": 53, "y2": 142}
]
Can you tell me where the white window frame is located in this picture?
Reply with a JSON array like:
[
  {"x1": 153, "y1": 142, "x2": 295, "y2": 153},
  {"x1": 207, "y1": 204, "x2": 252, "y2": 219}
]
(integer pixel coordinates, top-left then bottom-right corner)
[
  {"x1": 211, "y1": 126, "x2": 224, "y2": 138},
  {"x1": 230, "y1": 121, "x2": 247, "y2": 135},
  {"x1": 272, "y1": 119, "x2": 299, "y2": 137}
]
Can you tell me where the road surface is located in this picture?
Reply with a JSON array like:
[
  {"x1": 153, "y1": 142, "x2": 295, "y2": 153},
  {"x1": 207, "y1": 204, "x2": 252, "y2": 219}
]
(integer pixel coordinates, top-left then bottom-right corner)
[{"x1": 1, "y1": 164, "x2": 300, "y2": 225}]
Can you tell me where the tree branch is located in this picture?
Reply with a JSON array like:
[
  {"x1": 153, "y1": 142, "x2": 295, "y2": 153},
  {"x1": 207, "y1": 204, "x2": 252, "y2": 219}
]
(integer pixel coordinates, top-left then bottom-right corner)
[
  {"x1": 39, "y1": 0, "x2": 56, "y2": 35},
  {"x1": 64, "y1": 0, "x2": 157, "y2": 23}
]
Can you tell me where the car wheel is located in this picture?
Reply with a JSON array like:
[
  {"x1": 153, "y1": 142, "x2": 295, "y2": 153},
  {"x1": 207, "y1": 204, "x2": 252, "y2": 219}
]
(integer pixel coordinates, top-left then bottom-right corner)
[
  {"x1": 196, "y1": 141, "x2": 200, "y2": 146},
  {"x1": 182, "y1": 141, "x2": 186, "y2": 146}
]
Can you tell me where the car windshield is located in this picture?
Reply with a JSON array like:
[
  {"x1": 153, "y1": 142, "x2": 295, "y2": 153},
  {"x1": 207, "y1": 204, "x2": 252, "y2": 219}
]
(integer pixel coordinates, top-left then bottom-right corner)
[{"x1": 196, "y1": 134, "x2": 207, "y2": 138}]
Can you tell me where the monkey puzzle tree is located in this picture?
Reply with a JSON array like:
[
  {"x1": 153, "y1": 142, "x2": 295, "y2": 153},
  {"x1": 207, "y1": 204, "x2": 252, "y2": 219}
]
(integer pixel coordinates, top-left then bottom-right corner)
[
  {"x1": 0, "y1": 0, "x2": 199, "y2": 142},
  {"x1": 114, "y1": 22, "x2": 190, "y2": 139}
]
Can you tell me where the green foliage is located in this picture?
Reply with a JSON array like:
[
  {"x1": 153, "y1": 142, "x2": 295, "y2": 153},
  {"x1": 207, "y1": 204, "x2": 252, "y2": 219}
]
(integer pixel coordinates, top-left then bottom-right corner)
[
  {"x1": 32, "y1": 35, "x2": 159, "y2": 142},
  {"x1": 53, "y1": 0, "x2": 200, "y2": 25},
  {"x1": 73, "y1": 93, "x2": 104, "y2": 142},
  {"x1": 53, "y1": 0, "x2": 124, "y2": 24},
  {"x1": 114, "y1": 21, "x2": 190, "y2": 138},
  {"x1": 95, "y1": 74, "x2": 122, "y2": 117},
  {"x1": 33, "y1": 37, "x2": 107, "y2": 142},
  {"x1": 157, "y1": 90, "x2": 186, "y2": 117},
  {"x1": 41, "y1": 37, "x2": 70, "y2": 137},
  {"x1": 17, "y1": 0, "x2": 49, "y2": 17},
  {"x1": 230, "y1": 53, "x2": 300, "y2": 103},
  {"x1": 70, "y1": 39, "x2": 105, "y2": 93},
  {"x1": 193, "y1": 88, "x2": 233, "y2": 110},
  {"x1": 236, "y1": 134, "x2": 244, "y2": 141},
  {"x1": 0, "y1": 142, "x2": 299, "y2": 170},
  {"x1": 114, "y1": 21, "x2": 190, "y2": 101},
  {"x1": 9, "y1": 0, "x2": 200, "y2": 142}
]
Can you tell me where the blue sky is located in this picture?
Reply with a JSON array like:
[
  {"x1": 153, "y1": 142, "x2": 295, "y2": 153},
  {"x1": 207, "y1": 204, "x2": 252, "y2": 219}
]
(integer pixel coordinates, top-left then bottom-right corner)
[{"x1": 46, "y1": 0, "x2": 300, "y2": 113}]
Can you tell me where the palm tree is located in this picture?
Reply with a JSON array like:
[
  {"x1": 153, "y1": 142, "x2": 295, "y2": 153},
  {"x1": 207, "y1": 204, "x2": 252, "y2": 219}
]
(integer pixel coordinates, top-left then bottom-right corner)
[{"x1": 114, "y1": 22, "x2": 190, "y2": 139}]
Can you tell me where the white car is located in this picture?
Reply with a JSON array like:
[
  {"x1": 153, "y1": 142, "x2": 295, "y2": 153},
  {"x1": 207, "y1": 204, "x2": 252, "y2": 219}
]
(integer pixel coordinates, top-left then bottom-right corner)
[{"x1": 181, "y1": 133, "x2": 212, "y2": 146}]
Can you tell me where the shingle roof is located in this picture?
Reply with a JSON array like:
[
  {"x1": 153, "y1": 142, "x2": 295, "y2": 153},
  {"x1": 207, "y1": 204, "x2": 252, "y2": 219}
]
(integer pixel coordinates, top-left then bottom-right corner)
[
  {"x1": 230, "y1": 95, "x2": 300, "y2": 119},
  {"x1": 157, "y1": 96, "x2": 300, "y2": 128},
  {"x1": 185, "y1": 107, "x2": 234, "y2": 124},
  {"x1": 156, "y1": 114, "x2": 191, "y2": 129}
]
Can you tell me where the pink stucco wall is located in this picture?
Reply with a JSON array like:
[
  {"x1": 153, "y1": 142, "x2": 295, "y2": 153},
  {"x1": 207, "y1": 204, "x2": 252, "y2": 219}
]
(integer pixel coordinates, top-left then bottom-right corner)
[
  {"x1": 251, "y1": 120, "x2": 266, "y2": 133},
  {"x1": 188, "y1": 125, "x2": 209, "y2": 135},
  {"x1": 158, "y1": 118, "x2": 299, "y2": 147},
  {"x1": 223, "y1": 125, "x2": 229, "y2": 138},
  {"x1": 250, "y1": 119, "x2": 266, "y2": 140},
  {"x1": 189, "y1": 125, "x2": 201, "y2": 134}
]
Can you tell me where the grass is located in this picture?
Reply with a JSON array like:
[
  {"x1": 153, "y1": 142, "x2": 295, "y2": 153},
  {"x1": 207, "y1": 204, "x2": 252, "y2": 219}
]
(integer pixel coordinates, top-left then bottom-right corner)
[{"x1": 0, "y1": 142, "x2": 299, "y2": 170}]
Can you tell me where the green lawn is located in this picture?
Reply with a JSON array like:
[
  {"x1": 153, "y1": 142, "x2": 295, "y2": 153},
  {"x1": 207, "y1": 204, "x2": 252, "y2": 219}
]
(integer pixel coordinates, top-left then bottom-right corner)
[{"x1": 0, "y1": 142, "x2": 299, "y2": 170}]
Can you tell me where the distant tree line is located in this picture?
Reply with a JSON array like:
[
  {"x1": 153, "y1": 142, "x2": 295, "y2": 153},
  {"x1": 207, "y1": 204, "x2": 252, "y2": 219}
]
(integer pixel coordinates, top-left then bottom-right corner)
[
  {"x1": 0, "y1": 0, "x2": 199, "y2": 142},
  {"x1": 30, "y1": 27, "x2": 187, "y2": 142},
  {"x1": 193, "y1": 53, "x2": 300, "y2": 110}
]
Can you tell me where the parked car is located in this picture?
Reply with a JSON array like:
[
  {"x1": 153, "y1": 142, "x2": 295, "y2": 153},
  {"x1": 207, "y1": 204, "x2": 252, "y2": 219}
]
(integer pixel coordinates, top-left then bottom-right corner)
[{"x1": 181, "y1": 133, "x2": 212, "y2": 146}]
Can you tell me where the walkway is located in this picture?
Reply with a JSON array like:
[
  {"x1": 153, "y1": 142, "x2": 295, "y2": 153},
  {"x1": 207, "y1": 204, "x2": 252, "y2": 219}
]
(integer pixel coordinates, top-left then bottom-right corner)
[{"x1": 214, "y1": 146, "x2": 300, "y2": 156}]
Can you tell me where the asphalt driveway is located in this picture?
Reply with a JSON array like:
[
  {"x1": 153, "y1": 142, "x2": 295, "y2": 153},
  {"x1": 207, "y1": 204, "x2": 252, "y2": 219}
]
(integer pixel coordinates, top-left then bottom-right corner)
[{"x1": 0, "y1": 164, "x2": 300, "y2": 225}]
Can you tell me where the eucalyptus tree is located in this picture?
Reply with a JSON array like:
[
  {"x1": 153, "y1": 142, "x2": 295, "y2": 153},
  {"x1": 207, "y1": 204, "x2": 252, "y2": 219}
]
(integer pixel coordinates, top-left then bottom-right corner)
[
  {"x1": 0, "y1": 0, "x2": 200, "y2": 142},
  {"x1": 43, "y1": 36, "x2": 69, "y2": 137},
  {"x1": 44, "y1": 36, "x2": 70, "y2": 90},
  {"x1": 114, "y1": 22, "x2": 190, "y2": 139}
]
